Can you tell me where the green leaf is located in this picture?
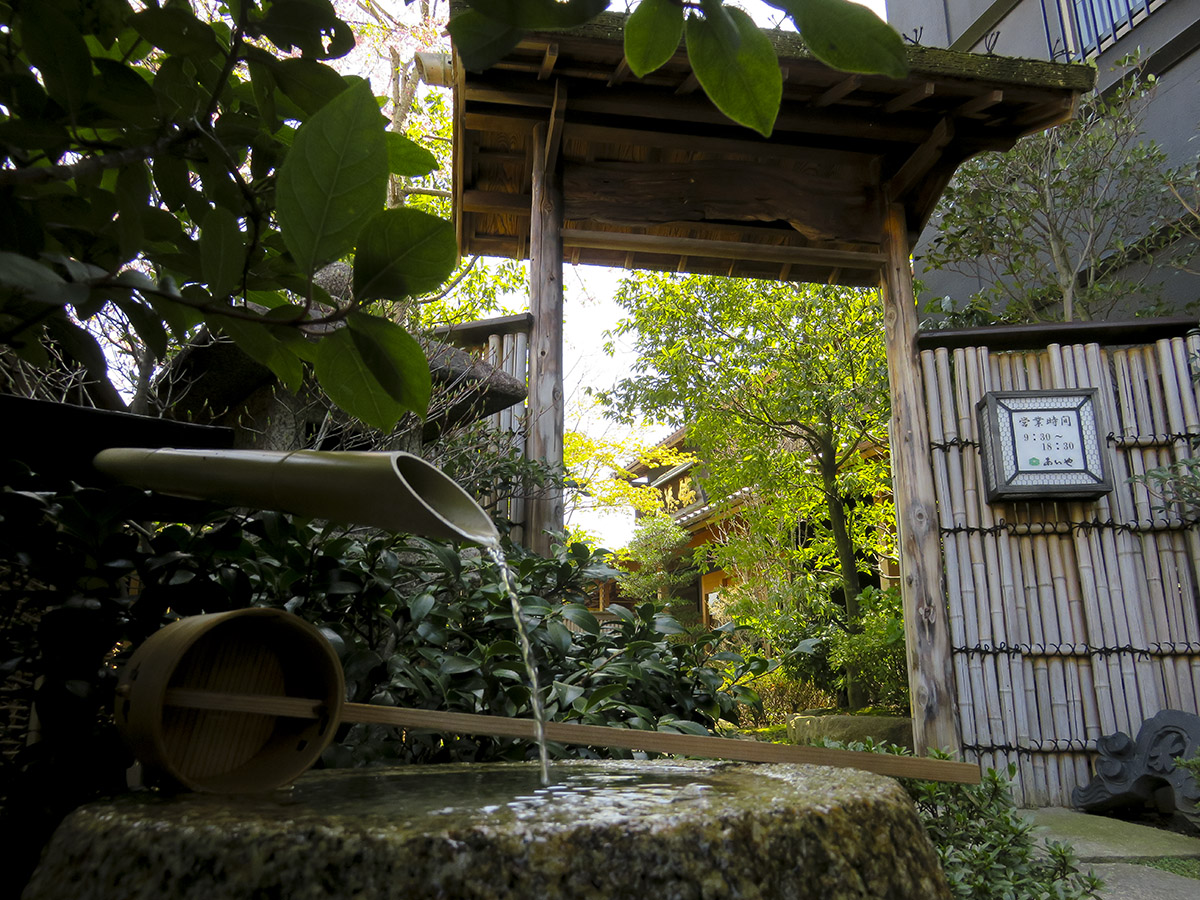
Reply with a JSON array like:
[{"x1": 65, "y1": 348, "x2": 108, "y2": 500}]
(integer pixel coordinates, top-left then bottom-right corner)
[
  {"x1": 346, "y1": 310, "x2": 432, "y2": 415},
  {"x1": 463, "y1": 0, "x2": 609, "y2": 30},
  {"x1": 561, "y1": 604, "x2": 600, "y2": 635},
  {"x1": 275, "y1": 82, "x2": 389, "y2": 276},
  {"x1": 259, "y1": 0, "x2": 355, "y2": 60},
  {"x1": 352, "y1": 208, "x2": 457, "y2": 302},
  {"x1": 200, "y1": 207, "x2": 246, "y2": 300},
  {"x1": 447, "y1": 10, "x2": 524, "y2": 72},
  {"x1": 216, "y1": 315, "x2": 305, "y2": 392},
  {"x1": 19, "y1": 6, "x2": 93, "y2": 118},
  {"x1": 313, "y1": 326, "x2": 406, "y2": 432},
  {"x1": 0, "y1": 252, "x2": 66, "y2": 298},
  {"x1": 685, "y1": 7, "x2": 781, "y2": 137},
  {"x1": 439, "y1": 654, "x2": 481, "y2": 675},
  {"x1": 769, "y1": 0, "x2": 908, "y2": 79},
  {"x1": 582, "y1": 683, "x2": 626, "y2": 712},
  {"x1": 267, "y1": 57, "x2": 351, "y2": 116},
  {"x1": 625, "y1": 0, "x2": 685, "y2": 78},
  {"x1": 131, "y1": 8, "x2": 221, "y2": 59},
  {"x1": 387, "y1": 133, "x2": 438, "y2": 177},
  {"x1": 115, "y1": 299, "x2": 169, "y2": 361},
  {"x1": 90, "y1": 59, "x2": 157, "y2": 125}
]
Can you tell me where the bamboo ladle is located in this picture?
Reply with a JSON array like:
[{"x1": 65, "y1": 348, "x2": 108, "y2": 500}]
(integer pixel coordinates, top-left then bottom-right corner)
[{"x1": 116, "y1": 608, "x2": 980, "y2": 792}]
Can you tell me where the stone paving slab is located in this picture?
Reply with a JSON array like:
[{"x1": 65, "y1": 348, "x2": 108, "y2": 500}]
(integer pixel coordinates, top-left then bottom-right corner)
[
  {"x1": 1026, "y1": 807, "x2": 1200, "y2": 861},
  {"x1": 1088, "y1": 863, "x2": 1200, "y2": 900}
]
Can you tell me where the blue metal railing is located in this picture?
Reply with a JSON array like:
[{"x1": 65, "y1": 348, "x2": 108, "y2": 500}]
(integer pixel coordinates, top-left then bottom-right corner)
[{"x1": 1057, "y1": 0, "x2": 1158, "y2": 59}]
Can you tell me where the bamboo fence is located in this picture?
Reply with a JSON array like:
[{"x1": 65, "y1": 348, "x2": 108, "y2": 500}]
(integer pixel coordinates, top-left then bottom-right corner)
[
  {"x1": 921, "y1": 332, "x2": 1200, "y2": 806},
  {"x1": 484, "y1": 330, "x2": 530, "y2": 544}
]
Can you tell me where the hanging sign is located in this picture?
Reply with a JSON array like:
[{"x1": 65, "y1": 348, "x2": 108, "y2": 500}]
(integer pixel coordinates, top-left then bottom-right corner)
[{"x1": 976, "y1": 389, "x2": 1112, "y2": 502}]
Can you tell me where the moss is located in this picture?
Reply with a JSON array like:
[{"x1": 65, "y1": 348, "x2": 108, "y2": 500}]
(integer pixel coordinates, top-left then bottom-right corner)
[{"x1": 1141, "y1": 857, "x2": 1200, "y2": 880}]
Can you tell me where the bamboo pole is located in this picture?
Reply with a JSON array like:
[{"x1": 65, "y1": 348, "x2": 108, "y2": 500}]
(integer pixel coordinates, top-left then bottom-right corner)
[
  {"x1": 995, "y1": 350, "x2": 1038, "y2": 804},
  {"x1": 923, "y1": 349, "x2": 977, "y2": 758},
  {"x1": 951, "y1": 347, "x2": 992, "y2": 763}
]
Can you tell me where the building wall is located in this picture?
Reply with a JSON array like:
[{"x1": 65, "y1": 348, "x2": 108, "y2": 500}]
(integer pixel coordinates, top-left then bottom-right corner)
[{"x1": 890, "y1": 0, "x2": 1200, "y2": 316}]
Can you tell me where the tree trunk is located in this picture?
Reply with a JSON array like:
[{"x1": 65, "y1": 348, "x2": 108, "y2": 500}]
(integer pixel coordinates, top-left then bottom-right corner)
[{"x1": 819, "y1": 437, "x2": 867, "y2": 709}]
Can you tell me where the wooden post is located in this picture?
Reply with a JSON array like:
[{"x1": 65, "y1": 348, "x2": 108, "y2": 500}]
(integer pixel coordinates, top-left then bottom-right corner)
[
  {"x1": 880, "y1": 202, "x2": 962, "y2": 756},
  {"x1": 526, "y1": 120, "x2": 565, "y2": 556}
]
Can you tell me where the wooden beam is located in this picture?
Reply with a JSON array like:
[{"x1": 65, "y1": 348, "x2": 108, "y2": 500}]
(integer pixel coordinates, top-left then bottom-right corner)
[
  {"x1": 561, "y1": 229, "x2": 887, "y2": 270},
  {"x1": 883, "y1": 82, "x2": 935, "y2": 114},
  {"x1": 462, "y1": 190, "x2": 530, "y2": 215},
  {"x1": 814, "y1": 75, "x2": 861, "y2": 107},
  {"x1": 526, "y1": 123, "x2": 565, "y2": 555},
  {"x1": 562, "y1": 121, "x2": 881, "y2": 168},
  {"x1": 955, "y1": 89, "x2": 1003, "y2": 117},
  {"x1": 884, "y1": 117, "x2": 954, "y2": 203},
  {"x1": 675, "y1": 71, "x2": 701, "y2": 94},
  {"x1": 563, "y1": 159, "x2": 879, "y2": 243},
  {"x1": 544, "y1": 79, "x2": 566, "y2": 176},
  {"x1": 537, "y1": 43, "x2": 559, "y2": 80},
  {"x1": 607, "y1": 57, "x2": 632, "y2": 87},
  {"x1": 879, "y1": 202, "x2": 961, "y2": 757}
]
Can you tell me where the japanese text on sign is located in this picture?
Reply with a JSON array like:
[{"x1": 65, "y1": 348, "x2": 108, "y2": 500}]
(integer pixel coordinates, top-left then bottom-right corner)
[{"x1": 1012, "y1": 412, "x2": 1086, "y2": 472}]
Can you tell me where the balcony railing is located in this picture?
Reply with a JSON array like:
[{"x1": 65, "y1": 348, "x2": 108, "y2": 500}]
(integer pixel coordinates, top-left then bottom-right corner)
[{"x1": 1053, "y1": 0, "x2": 1162, "y2": 59}]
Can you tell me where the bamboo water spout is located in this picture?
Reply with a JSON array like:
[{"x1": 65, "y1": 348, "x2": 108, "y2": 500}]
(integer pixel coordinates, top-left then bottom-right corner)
[{"x1": 92, "y1": 448, "x2": 498, "y2": 545}]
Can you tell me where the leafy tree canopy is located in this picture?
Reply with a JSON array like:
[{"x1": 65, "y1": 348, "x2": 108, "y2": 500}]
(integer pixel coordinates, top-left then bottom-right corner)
[
  {"x1": 922, "y1": 59, "x2": 1194, "y2": 324},
  {"x1": 0, "y1": 0, "x2": 458, "y2": 432},
  {"x1": 596, "y1": 273, "x2": 892, "y2": 609}
]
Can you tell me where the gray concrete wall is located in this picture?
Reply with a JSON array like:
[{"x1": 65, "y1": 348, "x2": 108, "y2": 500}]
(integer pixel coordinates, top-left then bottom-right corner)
[{"x1": 893, "y1": 0, "x2": 1200, "y2": 320}]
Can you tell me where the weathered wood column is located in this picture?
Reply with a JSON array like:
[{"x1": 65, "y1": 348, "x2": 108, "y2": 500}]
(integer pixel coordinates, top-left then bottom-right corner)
[
  {"x1": 526, "y1": 120, "x2": 565, "y2": 556},
  {"x1": 880, "y1": 202, "x2": 961, "y2": 756}
]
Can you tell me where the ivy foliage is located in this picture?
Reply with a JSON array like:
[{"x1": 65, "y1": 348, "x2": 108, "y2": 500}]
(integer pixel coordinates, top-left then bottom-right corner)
[
  {"x1": 0, "y1": 0, "x2": 458, "y2": 432},
  {"x1": 449, "y1": 0, "x2": 908, "y2": 138}
]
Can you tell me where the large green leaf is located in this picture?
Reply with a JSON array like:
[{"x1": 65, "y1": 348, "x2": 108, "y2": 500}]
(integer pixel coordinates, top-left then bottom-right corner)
[
  {"x1": 275, "y1": 82, "x2": 389, "y2": 277},
  {"x1": 352, "y1": 208, "x2": 457, "y2": 302},
  {"x1": 387, "y1": 133, "x2": 438, "y2": 177},
  {"x1": 447, "y1": 10, "x2": 524, "y2": 72},
  {"x1": 685, "y1": 7, "x2": 781, "y2": 138},
  {"x1": 768, "y1": 0, "x2": 908, "y2": 79},
  {"x1": 19, "y1": 6, "x2": 93, "y2": 117},
  {"x1": 463, "y1": 0, "x2": 609, "y2": 30},
  {"x1": 258, "y1": 0, "x2": 355, "y2": 60},
  {"x1": 312, "y1": 326, "x2": 407, "y2": 432},
  {"x1": 624, "y1": 0, "x2": 685, "y2": 78},
  {"x1": 346, "y1": 311, "x2": 431, "y2": 414},
  {"x1": 131, "y1": 8, "x2": 221, "y2": 59},
  {"x1": 200, "y1": 207, "x2": 246, "y2": 300},
  {"x1": 266, "y1": 57, "x2": 351, "y2": 116},
  {"x1": 216, "y1": 315, "x2": 305, "y2": 393}
]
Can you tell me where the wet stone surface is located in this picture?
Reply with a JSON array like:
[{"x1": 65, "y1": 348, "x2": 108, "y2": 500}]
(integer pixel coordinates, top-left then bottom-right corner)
[{"x1": 25, "y1": 759, "x2": 950, "y2": 900}]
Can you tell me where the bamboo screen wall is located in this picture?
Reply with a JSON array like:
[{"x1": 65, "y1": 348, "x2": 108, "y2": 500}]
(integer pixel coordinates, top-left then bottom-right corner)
[{"x1": 920, "y1": 330, "x2": 1200, "y2": 807}]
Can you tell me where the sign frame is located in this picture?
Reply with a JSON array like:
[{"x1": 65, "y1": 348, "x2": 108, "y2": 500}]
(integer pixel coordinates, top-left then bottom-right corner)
[{"x1": 975, "y1": 388, "x2": 1112, "y2": 502}]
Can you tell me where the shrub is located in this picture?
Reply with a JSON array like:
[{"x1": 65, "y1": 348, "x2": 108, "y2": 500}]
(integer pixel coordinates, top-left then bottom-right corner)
[
  {"x1": 0, "y1": 469, "x2": 771, "y2": 889},
  {"x1": 907, "y1": 760, "x2": 1104, "y2": 900},
  {"x1": 814, "y1": 740, "x2": 1104, "y2": 900},
  {"x1": 825, "y1": 585, "x2": 910, "y2": 713},
  {"x1": 738, "y1": 668, "x2": 835, "y2": 729}
]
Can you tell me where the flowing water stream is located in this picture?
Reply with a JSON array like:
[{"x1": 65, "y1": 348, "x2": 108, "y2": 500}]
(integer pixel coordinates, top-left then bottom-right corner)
[{"x1": 483, "y1": 541, "x2": 550, "y2": 785}]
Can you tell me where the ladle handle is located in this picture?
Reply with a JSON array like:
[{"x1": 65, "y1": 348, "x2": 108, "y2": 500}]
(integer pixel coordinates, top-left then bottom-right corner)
[{"x1": 162, "y1": 688, "x2": 981, "y2": 785}]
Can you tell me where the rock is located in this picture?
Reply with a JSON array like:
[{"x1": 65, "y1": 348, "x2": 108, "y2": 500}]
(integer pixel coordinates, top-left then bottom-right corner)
[
  {"x1": 787, "y1": 714, "x2": 915, "y2": 751},
  {"x1": 25, "y1": 760, "x2": 948, "y2": 900}
]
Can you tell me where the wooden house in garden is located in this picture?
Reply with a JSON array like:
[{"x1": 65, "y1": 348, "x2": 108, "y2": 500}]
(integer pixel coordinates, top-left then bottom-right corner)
[{"x1": 417, "y1": 14, "x2": 1200, "y2": 808}]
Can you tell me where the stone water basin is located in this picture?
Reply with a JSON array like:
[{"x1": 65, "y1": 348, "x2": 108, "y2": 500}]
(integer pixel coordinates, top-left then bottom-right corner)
[{"x1": 24, "y1": 759, "x2": 950, "y2": 900}]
